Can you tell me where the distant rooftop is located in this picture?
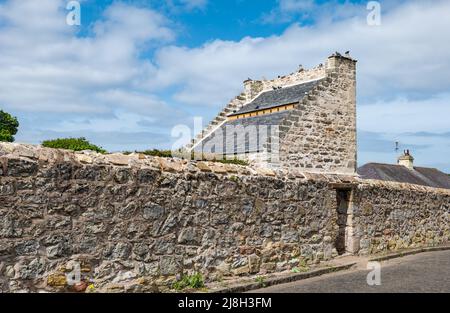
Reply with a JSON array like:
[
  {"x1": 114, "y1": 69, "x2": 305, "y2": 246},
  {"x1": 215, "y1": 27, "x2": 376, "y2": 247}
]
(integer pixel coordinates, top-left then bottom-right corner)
[{"x1": 357, "y1": 163, "x2": 450, "y2": 189}]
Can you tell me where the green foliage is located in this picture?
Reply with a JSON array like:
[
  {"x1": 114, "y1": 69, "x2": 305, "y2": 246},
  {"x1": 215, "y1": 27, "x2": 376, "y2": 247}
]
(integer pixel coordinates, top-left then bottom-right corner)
[
  {"x1": 193, "y1": 152, "x2": 250, "y2": 166},
  {"x1": 291, "y1": 266, "x2": 309, "y2": 273},
  {"x1": 42, "y1": 137, "x2": 107, "y2": 153},
  {"x1": 140, "y1": 149, "x2": 173, "y2": 158},
  {"x1": 229, "y1": 175, "x2": 238, "y2": 182},
  {"x1": 172, "y1": 273, "x2": 205, "y2": 291},
  {"x1": 292, "y1": 258, "x2": 310, "y2": 273},
  {"x1": 255, "y1": 276, "x2": 266, "y2": 288},
  {"x1": 134, "y1": 149, "x2": 249, "y2": 166},
  {"x1": 0, "y1": 110, "x2": 19, "y2": 142},
  {"x1": 216, "y1": 158, "x2": 249, "y2": 166}
]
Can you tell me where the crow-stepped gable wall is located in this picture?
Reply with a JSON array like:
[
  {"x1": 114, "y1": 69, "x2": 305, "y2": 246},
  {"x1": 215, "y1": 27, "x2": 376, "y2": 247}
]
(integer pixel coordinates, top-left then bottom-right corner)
[
  {"x1": 278, "y1": 55, "x2": 357, "y2": 174},
  {"x1": 188, "y1": 53, "x2": 357, "y2": 175}
]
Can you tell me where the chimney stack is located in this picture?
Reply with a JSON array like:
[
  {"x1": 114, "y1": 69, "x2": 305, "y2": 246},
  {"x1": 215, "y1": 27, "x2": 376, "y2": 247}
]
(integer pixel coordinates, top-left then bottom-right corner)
[
  {"x1": 398, "y1": 150, "x2": 414, "y2": 170},
  {"x1": 326, "y1": 51, "x2": 357, "y2": 74}
]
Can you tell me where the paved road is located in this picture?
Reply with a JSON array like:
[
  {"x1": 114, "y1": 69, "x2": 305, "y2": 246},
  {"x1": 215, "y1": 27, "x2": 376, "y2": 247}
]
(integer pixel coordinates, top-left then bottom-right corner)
[{"x1": 250, "y1": 250, "x2": 450, "y2": 293}]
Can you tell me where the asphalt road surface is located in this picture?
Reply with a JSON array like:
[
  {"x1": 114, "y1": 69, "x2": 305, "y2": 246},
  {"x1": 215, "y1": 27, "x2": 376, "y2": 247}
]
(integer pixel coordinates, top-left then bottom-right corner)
[{"x1": 250, "y1": 250, "x2": 450, "y2": 293}]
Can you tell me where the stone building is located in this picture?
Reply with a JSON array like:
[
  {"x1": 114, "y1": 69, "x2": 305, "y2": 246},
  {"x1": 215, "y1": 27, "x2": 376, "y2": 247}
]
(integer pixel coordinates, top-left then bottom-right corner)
[
  {"x1": 358, "y1": 150, "x2": 450, "y2": 189},
  {"x1": 187, "y1": 52, "x2": 357, "y2": 174}
]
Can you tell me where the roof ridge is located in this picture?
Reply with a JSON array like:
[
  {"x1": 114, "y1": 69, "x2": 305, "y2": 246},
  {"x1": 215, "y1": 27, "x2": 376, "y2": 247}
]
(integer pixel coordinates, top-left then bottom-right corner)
[
  {"x1": 361, "y1": 162, "x2": 402, "y2": 166},
  {"x1": 234, "y1": 79, "x2": 324, "y2": 116},
  {"x1": 358, "y1": 162, "x2": 450, "y2": 189}
]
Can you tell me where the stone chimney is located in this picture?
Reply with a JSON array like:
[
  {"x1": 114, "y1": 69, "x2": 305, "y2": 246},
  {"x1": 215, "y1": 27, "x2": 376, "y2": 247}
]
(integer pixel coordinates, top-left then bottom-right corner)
[
  {"x1": 398, "y1": 150, "x2": 414, "y2": 170},
  {"x1": 326, "y1": 51, "x2": 357, "y2": 75},
  {"x1": 243, "y1": 79, "x2": 263, "y2": 101}
]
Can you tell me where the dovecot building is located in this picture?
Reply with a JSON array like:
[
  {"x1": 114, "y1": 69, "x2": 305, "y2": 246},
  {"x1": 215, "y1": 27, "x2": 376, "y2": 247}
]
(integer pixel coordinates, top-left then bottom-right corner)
[{"x1": 187, "y1": 52, "x2": 357, "y2": 174}]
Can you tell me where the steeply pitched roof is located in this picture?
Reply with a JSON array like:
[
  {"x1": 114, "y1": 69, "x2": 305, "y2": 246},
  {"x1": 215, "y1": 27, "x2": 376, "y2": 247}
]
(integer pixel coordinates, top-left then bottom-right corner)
[
  {"x1": 194, "y1": 111, "x2": 290, "y2": 154},
  {"x1": 193, "y1": 79, "x2": 324, "y2": 155},
  {"x1": 231, "y1": 79, "x2": 324, "y2": 116},
  {"x1": 357, "y1": 163, "x2": 450, "y2": 189}
]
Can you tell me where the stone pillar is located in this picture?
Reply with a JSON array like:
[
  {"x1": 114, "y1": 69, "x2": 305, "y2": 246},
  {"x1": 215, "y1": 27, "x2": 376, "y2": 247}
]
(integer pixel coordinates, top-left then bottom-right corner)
[{"x1": 345, "y1": 190, "x2": 360, "y2": 254}]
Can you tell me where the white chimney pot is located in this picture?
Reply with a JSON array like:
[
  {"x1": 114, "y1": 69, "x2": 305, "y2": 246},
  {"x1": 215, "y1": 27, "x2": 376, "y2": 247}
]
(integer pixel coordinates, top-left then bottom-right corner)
[{"x1": 398, "y1": 150, "x2": 414, "y2": 170}]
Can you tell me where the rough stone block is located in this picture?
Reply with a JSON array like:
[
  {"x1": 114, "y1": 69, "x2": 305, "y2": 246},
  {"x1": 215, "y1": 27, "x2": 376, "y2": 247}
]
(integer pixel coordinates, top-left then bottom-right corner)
[
  {"x1": 196, "y1": 162, "x2": 212, "y2": 172},
  {"x1": 158, "y1": 158, "x2": 184, "y2": 173},
  {"x1": 14, "y1": 240, "x2": 40, "y2": 256},
  {"x1": 159, "y1": 256, "x2": 182, "y2": 276},
  {"x1": 75, "y1": 154, "x2": 93, "y2": 164},
  {"x1": 232, "y1": 265, "x2": 249, "y2": 276},
  {"x1": 177, "y1": 227, "x2": 202, "y2": 246},
  {"x1": 7, "y1": 158, "x2": 38, "y2": 177},
  {"x1": 137, "y1": 168, "x2": 160, "y2": 184},
  {"x1": 248, "y1": 254, "x2": 260, "y2": 274},
  {"x1": 105, "y1": 154, "x2": 130, "y2": 166},
  {"x1": 47, "y1": 274, "x2": 67, "y2": 288},
  {"x1": 143, "y1": 203, "x2": 165, "y2": 221}
]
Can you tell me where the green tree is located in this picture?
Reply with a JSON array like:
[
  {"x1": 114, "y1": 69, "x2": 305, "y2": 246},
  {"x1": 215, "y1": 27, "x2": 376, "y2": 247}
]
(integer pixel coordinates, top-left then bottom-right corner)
[
  {"x1": 42, "y1": 137, "x2": 107, "y2": 153},
  {"x1": 0, "y1": 110, "x2": 19, "y2": 142}
]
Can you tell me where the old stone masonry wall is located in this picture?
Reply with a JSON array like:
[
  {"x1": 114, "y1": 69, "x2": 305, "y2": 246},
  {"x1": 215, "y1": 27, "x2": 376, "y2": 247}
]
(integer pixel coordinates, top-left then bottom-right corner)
[
  {"x1": 353, "y1": 181, "x2": 450, "y2": 255},
  {"x1": 0, "y1": 143, "x2": 343, "y2": 292},
  {"x1": 0, "y1": 143, "x2": 449, "y2": 292}
]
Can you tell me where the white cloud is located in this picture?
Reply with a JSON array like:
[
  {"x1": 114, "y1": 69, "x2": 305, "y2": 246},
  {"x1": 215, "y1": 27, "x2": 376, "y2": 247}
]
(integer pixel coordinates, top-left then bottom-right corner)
[
  {"x1": 0, "y1": 0, "x2": 191, "y2": 151},
  {"x1": 261, "y1": 0, "x2": 365, "y2": 25},
  {"x1": 93, "y1": 2, "x2": 175, "y2": 42},
  {"x1": 358, "y1": 93, "x2": 450, "y2": 134},
  {"x1": 179, "y1": 0, "x2": 207, "y2": 10},
  {"x1": 279, "y1": 0, "x2": 315, "y2": 12},
  {"x1": 0, "y1": 0, "x2": 179, "y2": 119},
  {"x1": 164, "y1": 0, "x2": 207, "y2": 12},
  {"x1": 154, "y1": 0, "x2": 450, "y2": 108}
]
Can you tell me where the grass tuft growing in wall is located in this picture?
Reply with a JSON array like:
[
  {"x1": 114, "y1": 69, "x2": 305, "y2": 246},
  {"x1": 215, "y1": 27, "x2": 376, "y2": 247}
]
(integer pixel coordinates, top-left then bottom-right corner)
[{"x1": 172, "y1": 273, "x2": 205, "y2": 291}]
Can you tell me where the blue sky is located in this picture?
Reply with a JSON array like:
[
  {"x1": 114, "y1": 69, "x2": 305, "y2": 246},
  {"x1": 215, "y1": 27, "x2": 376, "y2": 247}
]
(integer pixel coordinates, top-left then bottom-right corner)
[{"x1": 1, "y1": 0, "x2": 450, "y2": 172}]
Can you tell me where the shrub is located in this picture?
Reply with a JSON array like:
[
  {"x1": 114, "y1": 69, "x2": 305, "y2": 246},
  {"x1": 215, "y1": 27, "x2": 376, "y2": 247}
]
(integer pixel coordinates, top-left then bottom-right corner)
[
  {"x1": 140, "y1": 149, "x2": 173, "y2": 158},
  {"x1": 216, "y1": 158, "x2": 249, "y2": 166},
  {"x1": 0, "y1": 110, "x2": 19, "y2": 142},
  {"x1": 172, "y1": 273, "x2": 205, "y2": 291},
  {"x1": 131, "y1": 149, "x2": 250, "y2": 166},
  {"x1": 193, "y1": 152, "x2": 250, "y2": 166},
  {"x1": 42, "y1": 137, "x2": 107, "y2": 153}
]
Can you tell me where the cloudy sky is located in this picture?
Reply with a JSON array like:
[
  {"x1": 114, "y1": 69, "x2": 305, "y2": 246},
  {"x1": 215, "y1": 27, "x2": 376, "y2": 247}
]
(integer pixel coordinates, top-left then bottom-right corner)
[{"x1": 1, "y1": 0, "x2": 449, "y2": 172}]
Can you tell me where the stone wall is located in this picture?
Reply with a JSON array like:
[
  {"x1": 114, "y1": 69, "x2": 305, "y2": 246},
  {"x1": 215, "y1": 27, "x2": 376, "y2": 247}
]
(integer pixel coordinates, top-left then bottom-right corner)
[
  {"x1": 0, "y1": 143, "x2": 343, "y2": 293},
  {"x1": 277, "y1": 55, "x2": 357, "y2": 174},
  {"x1": 0, "y1": 143, "x2": 448, "y2": 293},
  {"x1": 352, "y1": 180, "x2": 450, "y2": 255}
]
